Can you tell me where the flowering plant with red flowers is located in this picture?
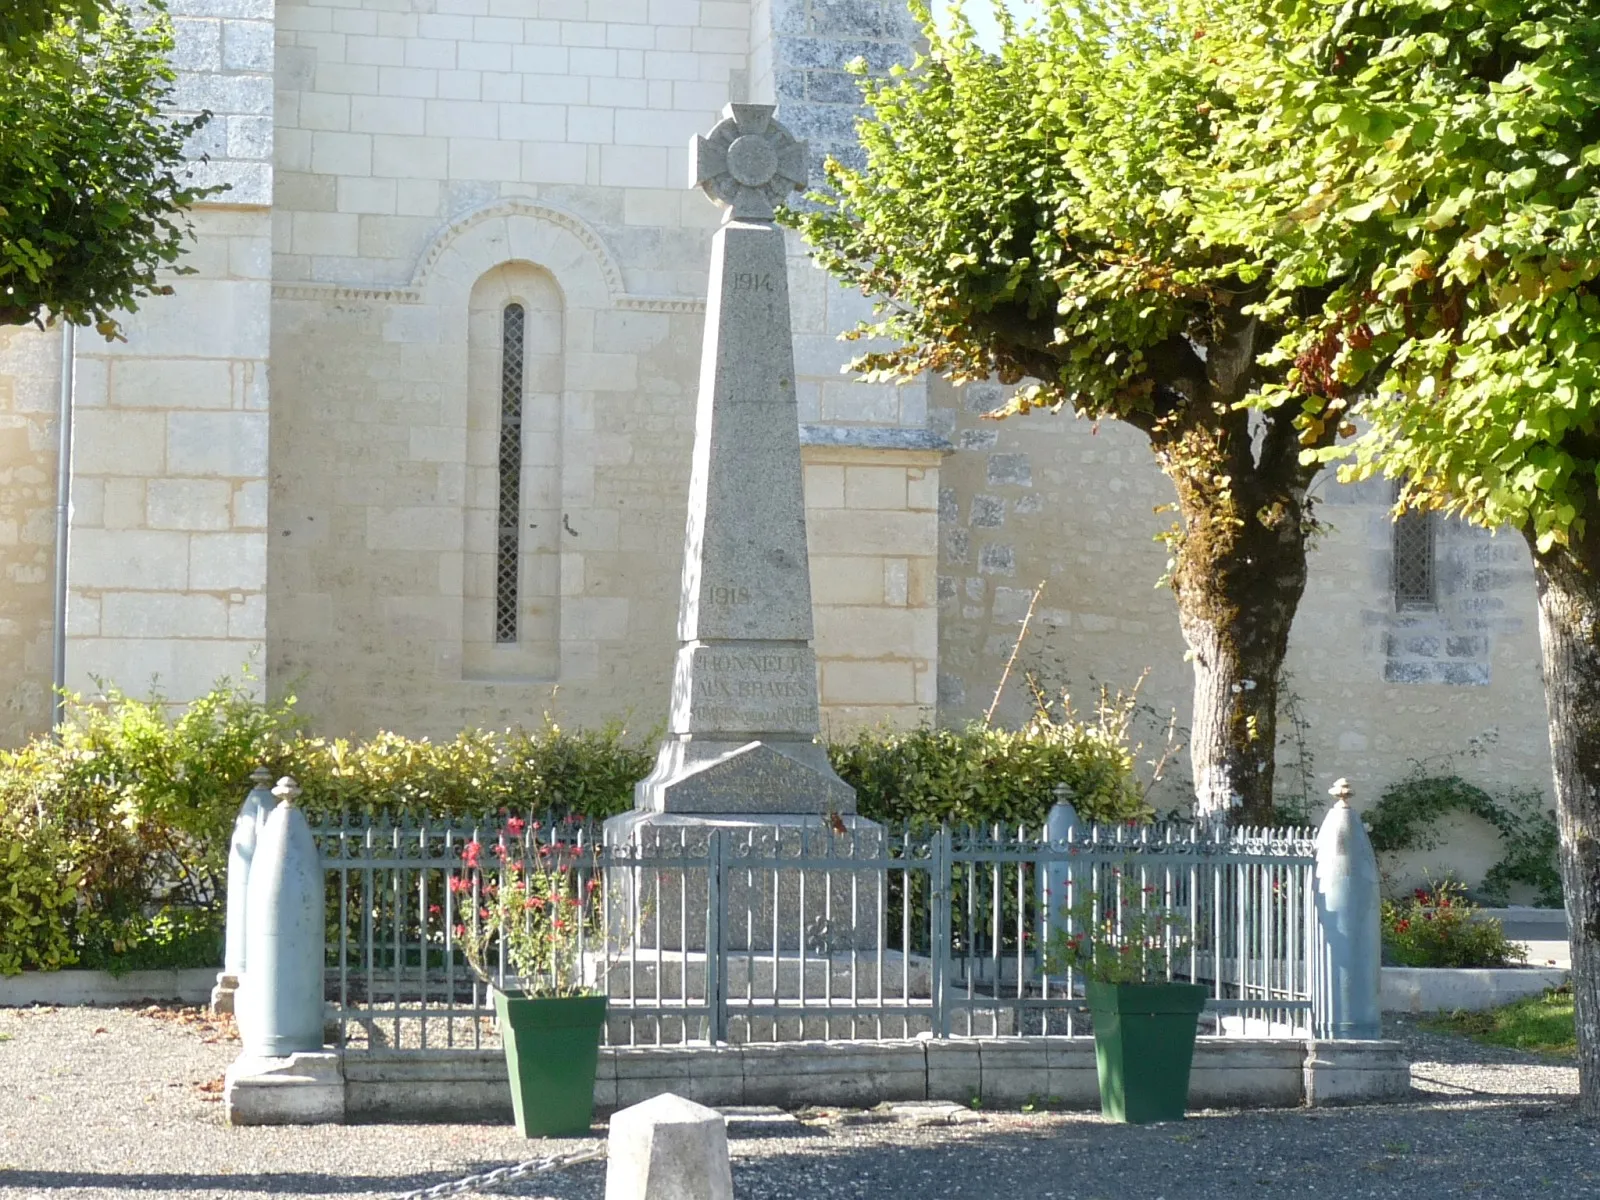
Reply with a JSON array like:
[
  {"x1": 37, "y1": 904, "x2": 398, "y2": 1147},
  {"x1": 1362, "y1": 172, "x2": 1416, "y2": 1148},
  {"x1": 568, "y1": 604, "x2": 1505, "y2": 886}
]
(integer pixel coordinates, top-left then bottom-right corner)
[
  {"x1": 1380, "y1": 876, "x2": 1525, "y2": 969},
  {"x1": 1043, "y1": 867, "x2": 1191, "y2": 985},
  {"x1": 452, "y1": 818, "x2": 604, "y2": 997}
]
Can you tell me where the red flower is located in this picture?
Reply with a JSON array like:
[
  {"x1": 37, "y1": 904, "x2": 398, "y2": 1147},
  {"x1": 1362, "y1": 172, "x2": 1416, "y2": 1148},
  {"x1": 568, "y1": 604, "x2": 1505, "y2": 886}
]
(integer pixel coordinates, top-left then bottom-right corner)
[
  {"x1": 525, "y1": 896, "x2": 545, "y2": 910},
  {"x1": 461, "y1": 841, "x2": 482, "y2": 868},
  {"x1": 506, "y1": 816, "x2": 526, "y2": 837},
  {"x1": 453, "y1": 923, "x2": 466, "y2": 937},
  {"x1": 449, "y1": 876, "x2": 471, "y2": 894},
  {"x1": 428, "y1": 904, "x2": 441, "y2": 917},
  {"x1": 490, "y1": 842, "x2": 508, "y2": 859},
  {"x1": 1395, "y1": 919, "x2": 1411, "y2": 933}
]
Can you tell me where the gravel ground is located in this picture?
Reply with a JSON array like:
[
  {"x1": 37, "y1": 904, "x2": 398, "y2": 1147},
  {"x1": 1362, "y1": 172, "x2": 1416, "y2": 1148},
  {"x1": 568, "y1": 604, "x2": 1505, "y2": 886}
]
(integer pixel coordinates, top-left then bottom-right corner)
[{"x1": 1, "y1": 1006, "x2": 1596, "y2": 1200}]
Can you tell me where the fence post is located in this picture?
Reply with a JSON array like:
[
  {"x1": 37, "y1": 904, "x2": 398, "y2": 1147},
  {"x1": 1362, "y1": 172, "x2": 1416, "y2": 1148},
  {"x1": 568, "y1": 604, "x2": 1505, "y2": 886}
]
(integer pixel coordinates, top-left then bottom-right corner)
[
  {"x1": 1039, "y1": 786, "x2": 1080, "y2": 958},
  {"x1": 706, "y1": 830, "x2": 727, "y2": 1046},
  {"x1": 933, "y1": 825, "x2": 951, "y2": 1039},
  {"x1": 213, "y1": 766, "x2": 278, "y2": 1015},
  {"x1": 1312, "y1": 778, "x2": 1381, "y2": 1039}
]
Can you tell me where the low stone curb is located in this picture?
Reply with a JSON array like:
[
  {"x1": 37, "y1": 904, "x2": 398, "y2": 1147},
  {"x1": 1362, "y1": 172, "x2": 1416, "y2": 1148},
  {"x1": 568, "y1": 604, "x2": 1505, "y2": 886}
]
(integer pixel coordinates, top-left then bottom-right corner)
[
  {"x1": 0, "y1": 967, "x2": 218, "y2": 1007},
  {"x1": 1380, "y1": 966, "x2": 1568, "y2": 1014},
  {"x1": 227, "y1": 1036, "x2": 1411, "y2": 1125}
]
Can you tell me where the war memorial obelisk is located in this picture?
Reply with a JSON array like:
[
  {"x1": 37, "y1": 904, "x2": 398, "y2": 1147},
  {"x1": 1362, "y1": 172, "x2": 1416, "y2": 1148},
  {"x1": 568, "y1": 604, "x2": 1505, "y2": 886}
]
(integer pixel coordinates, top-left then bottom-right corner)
[{"x1": 606, "y1": 103, "x2": 860, "y2": 849}]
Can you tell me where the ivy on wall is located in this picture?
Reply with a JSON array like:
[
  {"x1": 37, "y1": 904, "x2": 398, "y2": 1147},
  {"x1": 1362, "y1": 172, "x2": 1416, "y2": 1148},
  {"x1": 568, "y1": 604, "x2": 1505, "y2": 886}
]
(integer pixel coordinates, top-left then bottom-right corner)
[{"x1": 1365, "y1": 774, "x2": 1562, "y2": 908}]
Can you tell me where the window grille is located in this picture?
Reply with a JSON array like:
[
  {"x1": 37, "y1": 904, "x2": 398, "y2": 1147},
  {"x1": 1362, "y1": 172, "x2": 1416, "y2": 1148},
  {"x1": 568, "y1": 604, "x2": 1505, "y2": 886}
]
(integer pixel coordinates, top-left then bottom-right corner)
[
  {"x1": 495, "y1": 303, "x2": 525, "y2": 644},
  {"x1": 1393, "y1": 496, "x2": 1436, "y2": 610}
]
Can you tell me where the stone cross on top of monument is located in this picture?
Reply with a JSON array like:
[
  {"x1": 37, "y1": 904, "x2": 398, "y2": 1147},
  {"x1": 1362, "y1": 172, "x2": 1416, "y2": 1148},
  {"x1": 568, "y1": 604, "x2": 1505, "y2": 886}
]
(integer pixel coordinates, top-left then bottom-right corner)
[
  {"x1": 692, "y1": 104, "x2": 807, "y2": 221},
  {"x1": 616, "y1": 103, "x2": 856, "y2": 821}
]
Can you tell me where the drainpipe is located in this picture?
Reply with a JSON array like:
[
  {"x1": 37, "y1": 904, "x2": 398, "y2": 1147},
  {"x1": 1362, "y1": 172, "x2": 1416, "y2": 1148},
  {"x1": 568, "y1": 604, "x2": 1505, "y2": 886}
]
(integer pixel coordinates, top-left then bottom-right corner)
[{"x1": 51, "y1": 320, "x2": 75, "y2": 735}]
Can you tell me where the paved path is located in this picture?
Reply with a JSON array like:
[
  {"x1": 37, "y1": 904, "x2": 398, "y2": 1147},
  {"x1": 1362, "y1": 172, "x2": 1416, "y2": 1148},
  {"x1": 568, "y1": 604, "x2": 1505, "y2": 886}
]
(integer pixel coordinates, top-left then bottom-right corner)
[{"x1": 1, "y1": 1006, "x2": 1595, "y2": 1200}]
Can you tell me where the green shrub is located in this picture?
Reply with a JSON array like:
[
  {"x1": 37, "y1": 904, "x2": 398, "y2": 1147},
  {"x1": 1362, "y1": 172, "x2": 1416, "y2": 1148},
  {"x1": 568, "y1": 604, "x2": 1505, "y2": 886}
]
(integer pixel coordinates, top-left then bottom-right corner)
[
  {"x1": 1381, "y1": 880, "x2": 1527, "y2": 969},
  {"x1": 830, "y1": 694, "x2": 1148, "y2": 829},
  {"x1": 0, "y1": 809, "x2": 84, "y2": 974},
  {"x1": 284, "y1": 721, "x2": 654, "y2": 821},
  {"x1": 74, "y1": 905, "x2": 224, "y2": 976}
]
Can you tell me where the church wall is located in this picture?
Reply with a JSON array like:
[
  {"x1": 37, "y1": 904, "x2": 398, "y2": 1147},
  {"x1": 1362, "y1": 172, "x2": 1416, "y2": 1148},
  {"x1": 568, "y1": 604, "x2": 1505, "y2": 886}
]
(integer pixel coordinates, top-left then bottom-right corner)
[
  {"x1": 931, "y1": 377, "x2": 1555, "y2": 896},
  {"x1": 63, "y1": 207, "x2": 274, "y2": 704},
  {"x1": 0, "y1": 327, "x2": 63, "y2": 745}
]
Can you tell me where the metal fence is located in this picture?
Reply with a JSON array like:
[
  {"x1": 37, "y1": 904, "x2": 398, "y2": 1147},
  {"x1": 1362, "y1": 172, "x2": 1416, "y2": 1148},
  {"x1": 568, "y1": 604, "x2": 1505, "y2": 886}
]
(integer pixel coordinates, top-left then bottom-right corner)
[{"x1": 311, "y1": 812, "x2": 1322, "y2": 1053}]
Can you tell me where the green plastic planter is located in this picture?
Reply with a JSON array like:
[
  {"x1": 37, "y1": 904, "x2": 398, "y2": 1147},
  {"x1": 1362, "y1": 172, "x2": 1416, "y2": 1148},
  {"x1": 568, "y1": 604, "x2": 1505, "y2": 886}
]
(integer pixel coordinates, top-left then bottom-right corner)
[
  {"x1": 1084, "y1": 980, "x2": 1208, "y2": 1124},
  {"x1": 493, "y1": 990, "x2": 608, "y2": 1136}
]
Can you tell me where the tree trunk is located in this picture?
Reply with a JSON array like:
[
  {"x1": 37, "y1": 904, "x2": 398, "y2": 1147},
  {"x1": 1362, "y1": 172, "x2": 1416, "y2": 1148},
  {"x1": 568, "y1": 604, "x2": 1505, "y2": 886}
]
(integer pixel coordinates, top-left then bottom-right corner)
[
  {"x1": 1526, "y1": 530, "x2": 1600, "y2": 1121},
  {"x1": 1154, "y1": 400, "x2": 1314, "y2": 828}
]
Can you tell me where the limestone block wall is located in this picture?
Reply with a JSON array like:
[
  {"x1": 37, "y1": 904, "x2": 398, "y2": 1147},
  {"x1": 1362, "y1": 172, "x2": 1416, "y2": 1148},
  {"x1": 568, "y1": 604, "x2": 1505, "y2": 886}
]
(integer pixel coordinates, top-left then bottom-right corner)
[
  {"x1": 0, "y1": 328, "x2": 64, "y2": 745},
  {"x1": 930, "y1": 376, "x2": 1554, "y2": 892},
  {"x1": 271, "y1": 0, "x2": 749, "y2": 294},
  {"x1": 803, "y1": 436, "x2": 942, "y2": 733},
  {"x1": 64, "y1": 207, "x2": 273, "y2": 702}
]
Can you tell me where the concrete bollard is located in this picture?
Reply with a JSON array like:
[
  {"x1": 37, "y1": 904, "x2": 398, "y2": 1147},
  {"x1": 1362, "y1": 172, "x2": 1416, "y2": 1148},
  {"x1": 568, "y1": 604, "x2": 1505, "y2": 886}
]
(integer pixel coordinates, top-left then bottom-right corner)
[
  {"x1": 1040, "y1": 788, "x2": 1080, "y2": 953},
  {"x1": 1313, "y1": 778, "x2": 1382, "y2": 1040},
  {"x1": 212, "y1": 766, "x2": 279, "y2": 1015},
  {"x1": 604, "y1": 1093, "x2": 733, "y2": 1200},
  {"x1": 237, "y1": 777, "x2": 324, "y2": 1058}
]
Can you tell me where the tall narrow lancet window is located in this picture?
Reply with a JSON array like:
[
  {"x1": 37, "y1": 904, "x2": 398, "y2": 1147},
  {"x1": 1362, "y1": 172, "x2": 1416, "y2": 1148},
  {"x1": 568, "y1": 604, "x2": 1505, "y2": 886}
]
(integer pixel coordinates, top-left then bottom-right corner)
[
  {"x1": 1393, "y1": 488, "x2": 1437, "y2": 610},
  {"x1": 496, "y1": 303, "x2": 525, "y2": 643},
  {"x1": 464, "y1": 264, "x2": 562, "y2": 682}
]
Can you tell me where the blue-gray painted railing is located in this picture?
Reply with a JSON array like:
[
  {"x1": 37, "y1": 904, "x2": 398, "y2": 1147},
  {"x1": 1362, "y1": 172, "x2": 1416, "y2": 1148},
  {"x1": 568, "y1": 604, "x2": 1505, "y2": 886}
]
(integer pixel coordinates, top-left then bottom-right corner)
[{"x1": 290, "y1": 800, "x2": 1378, "y2": 1052}]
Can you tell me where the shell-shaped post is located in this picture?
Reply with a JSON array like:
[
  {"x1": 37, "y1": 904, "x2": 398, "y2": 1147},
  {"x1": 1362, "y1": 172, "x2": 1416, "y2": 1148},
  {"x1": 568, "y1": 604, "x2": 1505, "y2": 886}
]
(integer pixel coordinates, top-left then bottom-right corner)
[
  {"x1": 1313, "y1": 778, "x2": 1382, "y2": 1039},
  {"x1": 238, "y1": 776, "x2": 325, "y2": 1058},
  {"x1": 214, "y1": 767, "x2": 280, "y2": 1015},
  {"x1": 1039, "y1": 787, "x2": 1081, "y2": 955}
]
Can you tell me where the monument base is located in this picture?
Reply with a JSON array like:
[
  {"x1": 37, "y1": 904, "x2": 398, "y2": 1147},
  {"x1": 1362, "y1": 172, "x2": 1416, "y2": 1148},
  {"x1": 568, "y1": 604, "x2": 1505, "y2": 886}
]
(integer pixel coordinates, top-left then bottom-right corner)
[
  {"x1": 603, "y1": 810, "x2": 885, "y2": 953},
  {"x1": 224, "y1": 1051, "x2": 345, "y2": 1126},
  {"x1": 634, "y1": 737, "x2": 855, "y2": 815}
]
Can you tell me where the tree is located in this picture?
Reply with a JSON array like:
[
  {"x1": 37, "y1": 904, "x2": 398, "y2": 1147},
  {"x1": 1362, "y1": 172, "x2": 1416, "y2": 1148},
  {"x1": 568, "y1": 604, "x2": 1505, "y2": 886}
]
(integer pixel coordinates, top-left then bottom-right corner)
[
  {"x1": 1188, "y1": 0, "x2": 1600, "y2": 1119},
  {"x1": 793, "y1": 0, "x2": 1341, "y2": 825},
  {"x1": 0, "y1": 3, "x2": 218, "y2": 337},
  {"x1": 1, "y1": 1, "x2": 104, "y2": 52}
]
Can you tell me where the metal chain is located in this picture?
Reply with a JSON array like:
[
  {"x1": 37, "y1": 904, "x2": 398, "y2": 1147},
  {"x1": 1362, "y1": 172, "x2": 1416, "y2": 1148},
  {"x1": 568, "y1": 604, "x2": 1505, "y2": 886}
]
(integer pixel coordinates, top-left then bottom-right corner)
[{"x1": 393, "y1": 1147, "x2": 606, "y2": 1200}]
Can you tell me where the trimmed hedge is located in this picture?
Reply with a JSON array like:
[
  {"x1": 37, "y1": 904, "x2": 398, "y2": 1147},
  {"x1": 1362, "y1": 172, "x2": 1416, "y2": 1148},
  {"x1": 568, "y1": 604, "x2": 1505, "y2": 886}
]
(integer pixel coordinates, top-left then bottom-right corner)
[{"x1": 0, "y1": 678, "x2": 1143, "y2": 974}]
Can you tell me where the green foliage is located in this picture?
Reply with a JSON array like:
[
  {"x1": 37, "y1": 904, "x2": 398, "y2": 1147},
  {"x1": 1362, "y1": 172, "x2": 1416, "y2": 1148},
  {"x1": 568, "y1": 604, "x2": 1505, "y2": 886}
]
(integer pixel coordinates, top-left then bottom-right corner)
[
  {"x1": 455, "y1": 833, "x2": 604, "y2": 998},
  {"x1": 792, "y1": 0, "x2": 1285, "y2": 426},
  {"x1": 1382, "y1": 879, "x2": 1527, "y2": 969},
  {"x1": 828, "y1": 697, "x2": 1149, "y2": 830},
  {"x1": 284, "y1": 722, "x2": 654, "y2": 823},
  {"x1": 74, "y1": 906, "x2": 223, "y2": 977},
  {"x1": 0, "y1": 676, "x2": 294, "y2": 975},
  {"x1": 1366, "y1": 774, "x2": 1562, "y2": 907},
  {"x1": 0, "y1": 808, "x2": 82, "y2": 974},
  {"x1": 0, "y1": 2, "x2": 221, "y2": 334},
  {"x1": 0, "y1": 0, "x2": 104, "y2": 52},
  {"x1": 1197, "y1": 0, "x2": 1600, "y2": 552},
  {"x1": 1421, "y1": 985, "x2": 1577, "y2": 1058}
]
